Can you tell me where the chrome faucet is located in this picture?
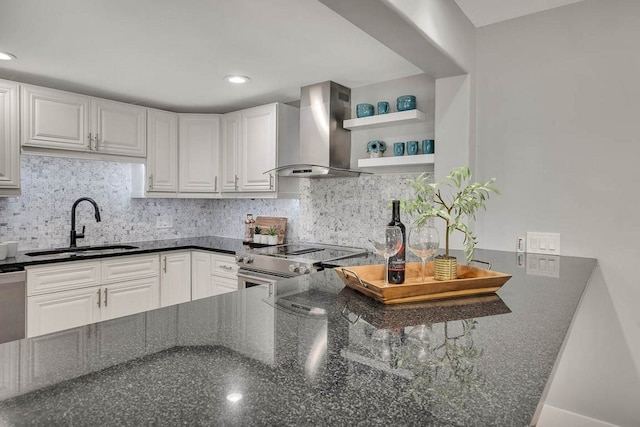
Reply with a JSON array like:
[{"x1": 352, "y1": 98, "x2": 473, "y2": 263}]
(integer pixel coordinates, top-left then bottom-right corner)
[{"x1": 70, "y1": 197, "x2": 102, "y2": 247}]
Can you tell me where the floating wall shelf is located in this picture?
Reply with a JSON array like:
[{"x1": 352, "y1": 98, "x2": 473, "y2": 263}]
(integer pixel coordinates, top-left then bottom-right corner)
[
  {"x1": 343, "y1": 109, "x2": 426, "y2": 130},
  {"x1": 358, "y1": 153, "x2": 434, "y2": 169}
]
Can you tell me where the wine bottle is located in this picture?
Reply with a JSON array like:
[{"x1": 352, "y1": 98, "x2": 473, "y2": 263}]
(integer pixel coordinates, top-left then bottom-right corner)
[{"x1": 388, "y1": 200, "x2": 406, "y2": 284}]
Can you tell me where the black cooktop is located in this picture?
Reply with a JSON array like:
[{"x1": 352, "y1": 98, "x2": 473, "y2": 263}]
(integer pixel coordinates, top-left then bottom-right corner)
[{"x1": 253, "y1": 243, "x2": 366, "y2": 263}]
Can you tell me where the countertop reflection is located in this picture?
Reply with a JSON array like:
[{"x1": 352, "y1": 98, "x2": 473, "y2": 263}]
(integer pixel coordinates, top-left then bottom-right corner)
[{"x1": 0, "y1": 250, "x2": 596, "y2": 426}]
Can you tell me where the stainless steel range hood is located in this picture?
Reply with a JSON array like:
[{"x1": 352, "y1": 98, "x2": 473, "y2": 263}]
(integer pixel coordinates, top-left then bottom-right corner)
[{"x1": 270, "y1": 81, "x2": 364, "y2": 178}]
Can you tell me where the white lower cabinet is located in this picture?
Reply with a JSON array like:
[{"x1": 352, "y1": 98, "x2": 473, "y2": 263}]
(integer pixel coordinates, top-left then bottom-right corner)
[
  {"x1": 191, "y1": 251, "x2": 238, "y2": 300},
  {"x1": 26, "y1": 254, "x2": 160, "y2": 338},
  {"x1": 27, "y1": 286, "x2": 101, "y2": 338},
  {"x1": 102, "y1": 277, "x2": 160, "y2": 320},
  {"x1": 24, "y1": 251, "x2": 240, "y2": 339},
  {"x1": 160, "y1": 251, "x2": 191, "y2": 307}
]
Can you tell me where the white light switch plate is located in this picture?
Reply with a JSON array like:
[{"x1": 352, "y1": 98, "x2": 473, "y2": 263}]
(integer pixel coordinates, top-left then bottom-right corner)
[
  {"x1": 526, "y1": 254, "x2": 560, "y2": 277},
  {"x1": 526, "y1": 232, "x2": 560, "y2": 255}
]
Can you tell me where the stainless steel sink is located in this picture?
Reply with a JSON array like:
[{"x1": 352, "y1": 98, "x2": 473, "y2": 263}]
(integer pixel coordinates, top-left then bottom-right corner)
[{"x1": 26, "y1": 245, "x2": 139, "y2": 257}]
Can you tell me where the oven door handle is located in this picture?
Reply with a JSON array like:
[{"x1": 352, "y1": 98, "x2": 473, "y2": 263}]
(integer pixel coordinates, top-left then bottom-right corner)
[{"x1": 237, "y1": 271, "x2": 280, "y2": 287}]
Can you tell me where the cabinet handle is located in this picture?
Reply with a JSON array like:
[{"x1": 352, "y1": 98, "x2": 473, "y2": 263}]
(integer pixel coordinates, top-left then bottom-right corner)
[
  {"x1": 234, "y1": 175, "x2": 239, "y2": 190},
  {"x1": 221, "y1": 265, "x2": 233, "y2": 270},
  {"x1": 163, "y1": 257, "x2": 167, "y2": 273},
  {"x1": 149, "y1": 174, "x2": 154, "y2": 190},
  {"x1": 214, "y1": 176, "x2": 218, "y2": 192},
  {"x1": 269, "y1": 173, "x2": 274, "y2": 190},
  {"x1": 104, "y1": 288, "x2": 108, "y2": 307},
  {"x1": 88, "y1": 133, "x2": 93, "y2": 151},
  {"x1": 97, "y1": 288, "x2": 101, "y2": 307},
  {"x1": 95, "y1": 133, "x2": 99, "y2": 151}
]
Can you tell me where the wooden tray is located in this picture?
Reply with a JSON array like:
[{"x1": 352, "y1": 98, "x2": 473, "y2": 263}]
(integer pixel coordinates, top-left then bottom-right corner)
[
  {"x1": 255, "y1": 216, "x2": 287, "y2": 244},
  {"x1": 334, "y1": 262, "x2": 512, "y2": 305}
]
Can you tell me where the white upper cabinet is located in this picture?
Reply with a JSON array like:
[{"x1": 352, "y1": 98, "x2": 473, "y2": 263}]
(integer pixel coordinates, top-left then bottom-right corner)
[
  {"x1": 221, "y1": 112, "x2": 241, "y2": 192},
  {"x1": 147, "y1": 109, "x2": 178, "y2": 193},
  {"x1": 178, "y1": 114, "x2": 220, "y2": 193},
  {"x1": 21, "y1": 84, "x2": 90, "y2": 151},
  {"x1": 240, "y1": 104, "x2": 277, "y2": 192},
  {"x1": 221, "y1": 103, "x2": 299, "y2": 195},
  {"x1": 91, "y1": 98, "x2": 146, "y2": 157},
  {"x1": 21, "y1": 84, "x2": 146, "y2": 158},
  {"x1": 0, "y1": 80, "x2": 20, "y2": 194}
]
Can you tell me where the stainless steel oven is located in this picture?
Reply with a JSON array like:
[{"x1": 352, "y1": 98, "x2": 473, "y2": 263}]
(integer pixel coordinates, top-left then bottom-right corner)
[{"x1": 236, "y1": 243, "x2": 367, "y2": 290}]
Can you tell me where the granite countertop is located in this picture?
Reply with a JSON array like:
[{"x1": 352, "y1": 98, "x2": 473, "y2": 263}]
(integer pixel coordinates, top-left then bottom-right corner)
[
  {"x1": 0, "y1": 250, "x2": 596, "y2": 426},
  {"x1": 0, "y1": 236, "x2": 248, "y2": 271}
]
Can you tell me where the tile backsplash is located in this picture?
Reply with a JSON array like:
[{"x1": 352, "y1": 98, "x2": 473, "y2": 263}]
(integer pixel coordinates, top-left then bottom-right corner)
[
  {"x1": 298, "y1": 173, "x2": 425, "y2": 249},
  {"x1": 0, "y1": 155, "x2": 429, "y2": 250}
]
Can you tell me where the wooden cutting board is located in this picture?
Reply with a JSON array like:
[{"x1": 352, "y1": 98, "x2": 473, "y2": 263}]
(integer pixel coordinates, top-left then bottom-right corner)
[{"x1": 255, "y1": 216, "x2": 287, "y2": 244}]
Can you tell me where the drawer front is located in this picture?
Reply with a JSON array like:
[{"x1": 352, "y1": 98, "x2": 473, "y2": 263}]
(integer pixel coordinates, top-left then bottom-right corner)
[
  {"x1": 27, "y1": 261, "x2": 101, "y2": 296},
  {"x1": 211, "y1": 254, "x2": 238, "y2": 278},
  {"x1": 101, "y1": 254, "x2": 159, "y2": 284}
]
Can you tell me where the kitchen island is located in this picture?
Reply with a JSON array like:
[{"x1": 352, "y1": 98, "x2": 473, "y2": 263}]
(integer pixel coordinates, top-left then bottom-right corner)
[{"x1": 0, "y1": 249, "x2": 595, "y2": 426}]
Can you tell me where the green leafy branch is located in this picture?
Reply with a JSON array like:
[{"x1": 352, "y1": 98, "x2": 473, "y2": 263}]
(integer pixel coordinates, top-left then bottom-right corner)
[{"x1": 401, "y1": 166, "x2": 499, "y2": 263}]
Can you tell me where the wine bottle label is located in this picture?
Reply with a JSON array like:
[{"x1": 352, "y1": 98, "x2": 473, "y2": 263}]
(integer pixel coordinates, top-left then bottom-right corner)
[{"x1": 388, "y1": 245, "x2": 406, "y2": 271}]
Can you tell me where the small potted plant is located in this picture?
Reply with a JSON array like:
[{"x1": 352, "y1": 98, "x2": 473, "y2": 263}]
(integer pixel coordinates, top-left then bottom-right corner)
[
  {"x1": 266, "y1": 226, "x2": 278, "y2": 245},
  {"x1": 402, "y1": 166, "x2": 499, "y2": 280},
  {"x1": 253, "y1": 226, "x2": 263, "y2": 244}
]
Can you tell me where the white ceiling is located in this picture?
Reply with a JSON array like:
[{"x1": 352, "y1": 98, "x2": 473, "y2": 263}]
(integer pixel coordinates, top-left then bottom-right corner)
[
  {"x1": 454, "y1": 0, "x2": 585, "y2": 27},
  {"x1": 0, "y1": 0, "x2": 584, "y2": 113}
]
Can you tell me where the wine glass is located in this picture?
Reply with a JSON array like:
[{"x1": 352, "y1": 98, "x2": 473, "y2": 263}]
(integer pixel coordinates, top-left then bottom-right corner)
[
  {"x1": 408, "y1": 220, "x2": 440, "y2": 282},
  {"x1": 370, "y1": 226, "x2": 403, "y2": 285}
]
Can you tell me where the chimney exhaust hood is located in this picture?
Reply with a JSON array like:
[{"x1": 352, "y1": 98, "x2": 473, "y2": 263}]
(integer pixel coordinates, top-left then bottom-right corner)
[{"x1": 269, "y1": 81, "x2": 365, "y2": 178}]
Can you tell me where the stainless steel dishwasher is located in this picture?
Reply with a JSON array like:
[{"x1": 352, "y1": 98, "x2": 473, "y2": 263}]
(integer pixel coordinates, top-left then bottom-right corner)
[{"x1": 0, "y1": 269, "x2": 26, "y2": 344}]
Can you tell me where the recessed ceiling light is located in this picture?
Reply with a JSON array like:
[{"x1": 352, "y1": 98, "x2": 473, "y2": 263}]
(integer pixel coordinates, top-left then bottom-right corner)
[
  {"x1": 0, "y1": 52, "x2": 17, "y2": 61},
  {"x1": 224, "y1": 75, "x2": 250, "y2": 84}
]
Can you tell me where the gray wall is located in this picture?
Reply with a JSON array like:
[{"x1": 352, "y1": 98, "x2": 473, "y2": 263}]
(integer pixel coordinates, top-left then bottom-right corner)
[{"x1": 474, "y1": 0, "x2": 640, "y2": 425}]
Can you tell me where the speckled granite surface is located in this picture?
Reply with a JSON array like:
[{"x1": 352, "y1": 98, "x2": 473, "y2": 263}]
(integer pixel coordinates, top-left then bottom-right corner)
[
  {"x1": 0, "y1": 235, "x2": 247, "y2": 271},
  {"x1": 0, "y1": 250, "x2": 596, "y2": 426}
]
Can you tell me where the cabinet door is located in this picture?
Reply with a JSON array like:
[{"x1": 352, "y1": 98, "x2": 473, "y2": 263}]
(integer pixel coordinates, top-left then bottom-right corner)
[
  {"x1": 178, "y1": 114, "x2": 220, "y2": 192},
  {"x1": 160, "y1": 252, "x2": 191, "y2": 307},
  {"x1": 21, "y1": 84, "x2": 90, "y2": 151},
  {"x1": 221, "y1": 111, "x2": 241, "y2": 192},
  {"x1": 147, "y1": 109, "x2": 178, "y2": 192},
  {"x1": 0, "y1": 80, "x2": 20, "y2": 190},
  {"x1": 91, "y1": 98, "x2": 146, "y2": 157},
  {"x1": 240, "y1": 104, "x2": 277, "y2": 192},
  {"x1": 102, "y1": 277, "x2": 160, "y2": 321},
  {"x1": 27, "y1": 286, "x2": 100, "y2": 338},
  {"x1": 191, "y1": 251, "x2": 212, "y2": 301}
]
